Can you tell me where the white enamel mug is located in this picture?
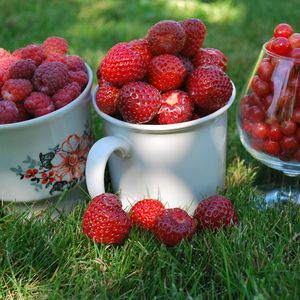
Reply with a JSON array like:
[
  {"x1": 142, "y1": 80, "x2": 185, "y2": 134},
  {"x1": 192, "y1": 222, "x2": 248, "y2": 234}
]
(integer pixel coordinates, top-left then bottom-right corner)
[{"x1": 86, "y1": 84, "x2": 236, "y2": 213}]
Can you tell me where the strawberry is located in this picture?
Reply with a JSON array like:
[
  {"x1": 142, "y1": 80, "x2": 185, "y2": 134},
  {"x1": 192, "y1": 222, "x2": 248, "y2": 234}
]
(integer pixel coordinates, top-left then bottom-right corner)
[
  {"x1": 193, "y1": 195, "x2": 238, "y2": 231},
  {"x1": 100, "y1": 42, "x2": 147, "y2": 86},
  {"x1": 146, "y1": 20, "x2": 186, "y2": 55},
  {"x1": 129, "y1": 38, "x2": 153, "y2": 65},
  {"x1": 148, "y1": 54, "x2": 186, "y2": 92},
  {"x1": 118, "y1": 81, "x2": 161, "y2": 124},
  {"x1": 96, "y1": 82, "x2": 120, "y2": 115},
  {"x1": 180, "y1": 18, "x2": 206, "y2": 57},
  {"x1": 177, "y1": 55, "x2": 194, "y2": 76},
  {"x1": 187, "y1": 66, "x2": 233, "y2": 111},
  {"x1": 153, "y1": 208, "x2": 197, "y2": 247},
  {"x1": 82, "y1": 193, "x2": 131, "y2": 245},
  {"x1": 129, "y1": 199, "x2": 165, "y2": 231},
  {"x1": 193, "y1": 48, "x2": 227, "y2": 72},
  {"x1": 158, "y1": 90, "x2": 194, "y2": 124}
]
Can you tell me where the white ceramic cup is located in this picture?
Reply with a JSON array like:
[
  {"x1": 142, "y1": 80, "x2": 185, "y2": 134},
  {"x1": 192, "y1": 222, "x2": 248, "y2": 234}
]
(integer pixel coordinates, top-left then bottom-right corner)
[
  {"x1": 86, "y1": 84, "x2": 236, "y2": 213},
  {"x1": 0, "y1": 64, "x2": 93, "y2": 206}
]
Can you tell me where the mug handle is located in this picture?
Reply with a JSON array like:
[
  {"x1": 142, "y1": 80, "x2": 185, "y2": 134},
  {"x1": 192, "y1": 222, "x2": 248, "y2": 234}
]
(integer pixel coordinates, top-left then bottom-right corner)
[{"x1": 85, "y1": 136, "x2": 131, "y2": 198}]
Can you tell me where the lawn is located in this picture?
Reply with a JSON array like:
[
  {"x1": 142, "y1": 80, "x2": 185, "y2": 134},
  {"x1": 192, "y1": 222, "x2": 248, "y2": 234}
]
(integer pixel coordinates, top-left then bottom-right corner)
[{"x1": 1, "y1": 0, "x2": 300, "y2": 299}]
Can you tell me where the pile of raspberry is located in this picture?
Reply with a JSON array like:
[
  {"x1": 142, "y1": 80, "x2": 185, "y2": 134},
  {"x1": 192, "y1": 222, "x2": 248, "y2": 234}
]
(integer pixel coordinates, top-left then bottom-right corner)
[
  {"x1": 0, "y1": 37, "x2": 88, "y2": 124},
  {"x1": 95, "y1": 19, "x2": 233, "y2": 125}
]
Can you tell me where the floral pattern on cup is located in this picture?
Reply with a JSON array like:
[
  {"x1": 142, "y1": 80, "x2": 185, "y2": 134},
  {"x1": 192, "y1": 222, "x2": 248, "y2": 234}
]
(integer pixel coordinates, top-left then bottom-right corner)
[{"x1": 10, "y1": 123, "x2": 92, "y2": 195}]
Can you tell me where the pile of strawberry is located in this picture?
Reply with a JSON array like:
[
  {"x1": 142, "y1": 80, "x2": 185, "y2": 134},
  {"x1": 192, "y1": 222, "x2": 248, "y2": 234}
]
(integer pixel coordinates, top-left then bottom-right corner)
[
  {"x1": 82, "y1": 193, "x2": 238, "y2": 247},
  {"x1": 240, "y1": 23, "x2": 300, "y2": 161},
  {"x1": 0, "y1": 37, "x2": 88, "y2": 124},
  {"x1": 95, "y1": 19, "x2": 233, "y2": 125}
]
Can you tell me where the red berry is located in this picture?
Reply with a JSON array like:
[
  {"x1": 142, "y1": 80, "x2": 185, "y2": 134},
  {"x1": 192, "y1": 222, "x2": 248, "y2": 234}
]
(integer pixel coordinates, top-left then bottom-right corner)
[
  {"x1": 146, "y1": 20, "x2": 186, "y2": 56},
  {"x1": 251, "y1": 75, "x2": 271, "y2": 97},
  {"x1": 280, "y1": 135, "x2": 299, "y2": 152},
  {"x1": 0, "y1": 48, "x2": 10, "y2": 59},
  {"x1": 129, "y1": 199, "x2": 165, "y2": 231},
  {"x1": 68, "y1": 70, "x2": 88, "y2": 89},
  {"x1": 274, "y1": 23, "x2": 294, "y2": 38},
  {"x1": 67, "y1": 55, "x2": 86, "y2": 72},
  {"x1": 128, "y1": 39, "x2": 153, "y2": 65},
  {"x1": 187, "y1": 66, "x2": 233, "y2": 111},
  {"x1": 177, "y1": 55, "x2": 194, "y2": 76},
  {"x1": 8, "y1": 59, "x2": 36, "y2": 79},
  {"x1": 251, "y1": 138, "x2": 265, "y2": 151},
  {"x1": 292, "y1": 108, "x2": 300, "y2": 124},
  {"x1": 1, "y1": 79, "x2": 33, "y2": 102},
  {"x1": 24, "y1": 92, "x2": 55, "y2": 117},
  {"x1": 193, "y1": 195, "x2": 238, "y2": 232},
  {"x1": 270, "y1": 37, "x2": 292, "y2": 56},
  {"x1": 148, "y1": 54, "x2": 186, "y2": 92},
  {"x1": 0, "y1": 69, "x2": 9, "y2": 89},
  {"x1": 96, "y1": 82, "x2": 120, "y2": 115},
  {"x1": 294, "y1": 149, "x2": 300, "y2": 161},
  {"x1": 261, "y1": 95, "x2": 273, "y2": 111},
  {"x1": 52, "y1": 82, "x2": 81, "y2": 109},
  {"x1": 44, "y1": 53, "x2": 67, "y2": 64},
  {"x1": 0, "y1": 100, "x2": 19, "y2": 124},
  {"x1": 242, "y1": 119, "x2": 253, "y2": 135},
  {"x1": 280, "y1": 120, "x2": 297, "y2": 136},
  {"x1": 263, "y1": 140, "x2": 281, "y2": 156},
  {"x1": 251, "y1": 122, "x2": 269, "y2": 139},
  {"x1": 296, "y1": 127, "x2": 300, "y2": 142},
  {"x1": 16, "y1": 102, "x2": 31, "y2": 121},
  {"x1": 100, "y1": 42, "x2": 147, "y2": 86},
  {"x1": 288, "y1": 33, "x2": 300, "y2": 48},
  {"x1": 153, "y1": 208, "x2": 196, "y2": 246},
  {"x1": 0, "y1": 56, "x2": 19, "y2": 71},
  {"x1": 157, "y1": 90, "x2": 194, "y2": 124},
  {"x1": 42, "y1": 36, "x2": 68, "y2": 56},
  {"x1": 12, "y1": 44, "x2": 45, "y2": 65},
  {"x1": 193, "y1": 48, "x2": 227, "y2": 72},
  {"x1": 290, "y1": 48, "x2": 300, "y2": 59},
  {"x1": 180, "y1": 18, "x2": 206, "y2": 57},
  {"x1": 32, "y1": 61, "x2": 69, "y2": 95},
  {"x1": 257, "y1": 58, "x2": 274, "y2": 82},
  {"x1": 269, "y1": 123, "x2": 283, "y2": 141},
  {"x1": 246, "y1": 105, "x2": 266, "y2": 123},
  {"x1": 82, "y1": 193, "x2": 131, "y2": 245},
  {"x1": 118, "y1": 81, "x2": 161, "y2": 124}
]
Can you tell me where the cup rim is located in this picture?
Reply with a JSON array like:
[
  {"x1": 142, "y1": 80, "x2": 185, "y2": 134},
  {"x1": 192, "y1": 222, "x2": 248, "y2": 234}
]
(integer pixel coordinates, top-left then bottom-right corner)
[
  {"x1": 262, "y1": 42, "x2": 300, "y2": 63},
  {"x1": 0, "y1": 63, "x2": 93, "y2": 131},
  {"x1": 92, "y1": 81, "x2": 236, "y2": 132}
]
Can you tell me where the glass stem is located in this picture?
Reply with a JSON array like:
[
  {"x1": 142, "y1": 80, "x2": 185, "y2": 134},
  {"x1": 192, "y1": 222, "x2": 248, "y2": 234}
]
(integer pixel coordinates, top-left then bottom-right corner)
[{"x1": 280, "y1": 174, "x2": 299, "y2": 202}]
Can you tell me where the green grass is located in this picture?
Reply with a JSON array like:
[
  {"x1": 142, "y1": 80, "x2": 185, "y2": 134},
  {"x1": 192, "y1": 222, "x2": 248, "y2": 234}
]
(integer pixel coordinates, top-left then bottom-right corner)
[{"x1": 1, "y1": 0, "x2": 300, "y2": 299}]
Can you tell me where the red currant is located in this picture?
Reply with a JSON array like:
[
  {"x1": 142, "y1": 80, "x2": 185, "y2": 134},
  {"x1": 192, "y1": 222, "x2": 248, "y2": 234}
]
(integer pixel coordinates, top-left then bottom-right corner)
[
  {"x1": 290, "y1": 48, "x2": 300, "y2": 59},
  {"x1": 261, "y1": 95, "x2": 273, "y2": 111},
  {"x1": 264, "y1": 140, "x2": 281, "y2": 156},
  {"x1": 251, "y1": 138, "x2": 264, "y2": 151},
  {"x1": 280, "y1": 120, "x2": 297, "y2": 136},
  {"x1": 252, "y1": 122, "x2": 269, "y2": 139},
  {"x1": 269, "y1": 123, "x2": 283, "y2": 141},
  {"x1": 274, "y1": 23, "x2": 294, "y2": 38},
  {"x1": 271, "y1": 37, "x2": 292, "y2": 56},
  {"x1": 292, "y1": 108, "x2": 300, "y2": 124},
  {"x1": 294, "y1": 149, "x2": 300, "y2": 161},
  {"x1": 242, "y1": 119, "x2": 253, "y2": 135},
  {"x1": 288, "y1": 33, "x2": 300, "y2": 48},
  {"x1": 247, "y1": 105, "x2": 266, "y2": 123},
  {"x1": 257, "y1": 59, "x2": 274, "y2": 82},
  {"x1": 281, "y1": 135, "x2": 299, "y2": 152},
  {"x1": 295, "y1": 127, "x2": 300, "y2": 142},
  {"x1": 251, "y1": 75, "x2": 271, "y2": 97},
  {"x1": 265, "y1": 38, "x2": 275, "y2": 51}
]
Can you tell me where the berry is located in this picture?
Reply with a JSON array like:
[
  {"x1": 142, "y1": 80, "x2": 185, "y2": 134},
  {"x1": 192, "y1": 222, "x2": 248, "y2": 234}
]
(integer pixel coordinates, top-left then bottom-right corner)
[
  {"x1": 1, "y1": 79, "x2": 33, "y2": 102},
  {"x1": 42, "y1": 36, "x2": 68, "y2": 56},
  {"x1": 264, "y1": 140, "x2": 281, "y2": 156},
  {"x1": 251, "y1": 75, "x2": 271, "y2": 97},
  {"x1": 100, "y1": 43, "x2": 147, "y2": 86},
  {"x1": 24, "y1": 92, "x2": 55, "y2": 117},
  {"x1": 82, "y1": 193, "x2": 131, "y2": 245},
  {"x1": 257, "y1": 58, "x2": 274, "y2": 82},
  {"x1": 180, "y1": 18, "x2": 206, "y2": 57},
  {"x1": 128, "y1": 39, "x2": 153, "y2": 65},
  {"x1": 288, "y1": 33, "x2": 300, "y2": 49},
  {"x1": 32, "y1": 61, "x2": 69, "y2": 95},
  {"x1": 146, "y1": 20, "x2": 186, "y2": 55},
  {"x1": 118, "y1": 81, "x2": 161, "y2": 124},
  {"x1": 0, "y1": 100, "x2": 19, "y2": 124},
  {"x1": 270, "y1": 37, "x2": 292, "y2": 56},
  {"x1": 193, "y1": 48, "x2": 227, "y2": 72},
  {"x1": 8, "y1": 59, "x2": 36, "y2": 79},
  {"x1": 0, "y1": 48, "x2": 10, "y2": 59},
  {"x1": 12, "y1": 44, "x2": 45, "y2": 65},
  {"x1": 44, "y1": 53, "x2": 67, "y2": 64},
  {"x1": 280, "y1": 120, "x2": 297, "y2": 136},
  {"x1": 68, "y1": 70, "x2": 88, "y2": 89},
  {"x1": 0, "y1": 69, "x2": 8, "y2": 89},
  {"x1": 187, "y1": 66, "x2": 233, "y2": 110},
  {"x1": 246, "y1": 105, "x2": 266, "y2": 123},
  {"x1": 16, "y1": 102, "x2": 31, "y2": 121},
  {"x1": 177, "y1": 55, "x2": 194, "y2": 76},
  {"x1": 0, "y1": 56, "x2": 19, "y2": 71},
  {"x1": 153, "y1": 208, "x2": 196, "y2": 246},
  {"x1": 67, "y1": 55, "x2": 86, "y2": 72},
  {"x1": 290, "y1": 48, "x2": 300, "y2": 59},
  {"x1": 274, "y1": 23, "x2": 294, "y2": 38},
  {"x1": 193, "y1": 195, "x2": 238, "y2": 231},
  {"x1": 148, "y1": 54, "x2": 186, "y2": 92},
  {"x1": 129, "y1": 199, "x2": 165, "y2": 231},
  {"x1": 280, "y1": 136, "x2": 299, "y2": 152},
  {"x1": 251, "y1": 137, "x2": 265, "y2": 151},
  {"x1": 269, "y1": 123, "x2": 283, "y2": 141},
  {"x1": 251, "y1": 122, "x2": 269, "y2": 139},
  {"x1": 52, "y1": 82, "x2": 81, "y2": 109},
  {"x1": 96, "y1": 82, "x2": 120, "y2": 115},
  {"x1": 158, "y1": 90, "x2": 194, "y2": 124}
]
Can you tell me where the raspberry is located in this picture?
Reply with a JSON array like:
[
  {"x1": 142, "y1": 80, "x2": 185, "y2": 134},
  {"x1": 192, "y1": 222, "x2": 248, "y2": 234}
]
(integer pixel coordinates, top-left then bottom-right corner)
[
  {"x1": 148, "y1": 54, "x2": 186, "y2": 91},
  {"x1": 158, "y1": 90, "x2": 194, "y2": 124},
  {"x1": 146, "y1": 20, "x2": 186, "y2": 55},
  {"x1": 0, "y1": 100, "x2": 19, "y2": 124},
  {"x1": 0, "y1": 69, "x2": 8, "y2": 89},
  {"x1": 1, "y1": 79, "x2": 33, "y2": 102},
  {"x1": 0, "y1": 48, "x2": 10, "y2": 59},
  {"x1": 67, "y1": 55, "x2": 86, "y2": 72},
  {"x1": 68, "y1": 70, "x2": 88, "y2": 89},
  {"x1": 180, "y1": 18, "x2": 206, "y2": 57},
  {"x1": 0, "y1": 56, "x2": 19, "y2": 71},
  {"x1": 96, "y1": 82, "x2": 120, "y2": 115},
  {"x1": 12, "y1": 44, "x2": 45, "y2": 65},
  {"x1": 16, "y1": 102, "x2": 31, "y2": 121},
  {"x1": 129, "y1": 38, "x2": 153, "y2": 65},
  {"x1": 42, "y1": 36, "x2": 68, "y2": 56},
  {"x1": 100, "y1": 42, "x2": 147, "y2": 86},
  {"x1": 193, "y1": 48, "x2": 227, "y2": 72},
  {"x1": 118, "y1": 81, "x2": 161, "y2": 124},
  {"x1": 24, "y1": 92, "x2": 55, "y2": 117},
  {"x1": 52, "y1": 82, "x2": 81, "y2": 109},
  {"x1": 32, "y1": 61, "x2": 69, "y2": 95},
  {"x1": 8, "y1": 59, "x2": 36, "y2": 79},
  {"x1": 44, "y1": 53, "x2": 67, "y2": 64}
]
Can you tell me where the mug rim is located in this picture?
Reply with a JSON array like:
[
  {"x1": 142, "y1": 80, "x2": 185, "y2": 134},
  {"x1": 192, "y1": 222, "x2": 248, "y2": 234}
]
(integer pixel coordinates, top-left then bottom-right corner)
[
  {"x1": 92, "y1": 81, "x2": 236, "y2": 132},
  {"x1": 0, "y1": 63, "x2": 93, "y2": 131}
]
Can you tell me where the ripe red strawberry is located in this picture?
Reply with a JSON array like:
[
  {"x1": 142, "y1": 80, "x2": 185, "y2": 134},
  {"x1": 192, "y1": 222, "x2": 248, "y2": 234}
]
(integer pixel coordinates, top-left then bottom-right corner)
[
  {"x1": 52, "y1": 82, "x2": 81, "y2": 109},
  {"x1": 100, "y1": 42, "x2": 147, "y2": 86},
  {"x1": 146, "y1": 20, "x2": 186, "y2": 55},
  {"x1": 12, "y1": 44, "x2": 45, "y2": 65},
  {"x1": 158, "y1": 90, "x2": 194, "y2": 124},
  {"x1": 8, "y1": 59, "x2": 36, "y2": 79},
  {"x1": 82, "y1": 193, "x2": 131, "y2": 245},
  {"x1": 24, "y1": 92, "x2": 55, "y2": 117},
  {"x1": 193, "y1": 48, "x2": 227, "y2": 72},
  {"x1": 177, "y1": 55, "x2": 194, "y2": 76},
  {"x1": 0, "y1": 100, "x2": 20, "y2": 124},
  {"x1": 42, "y1": 36, "x2": 68, "y2": 56},
  {"x1": 148, "y1": 54, "x2": 186, "y2": 92},
  {"x1": 193, "y1": 195, "x2": 238, "y2": 231},
  {"x1": 96, "y1": 82, "x2": 120, "y2": 115},
  {"x1": 118, "y1": 81, "x2": 161, "y2": 124},
  {"x1": 180, "y1": 18, "x2": 206, "y2": 57},
  {"x1": 187, "y1": 66, "x2": 233, "y2": 111},
  {"x1": 129, "y1": 38, "x2": 153, "y2": 65},
  {"x1": 129, "y1": 199, "x2": 165, "y2": 231},
  {"x1": 1, "y1": 79, "x2": 33, "y2": 102},
  {"x1": 153, "y1": 208, "x2": 197, "y2": 246}
]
